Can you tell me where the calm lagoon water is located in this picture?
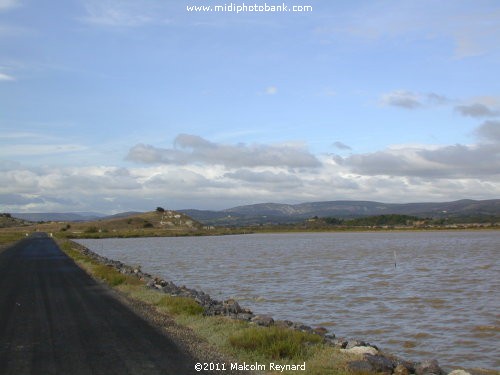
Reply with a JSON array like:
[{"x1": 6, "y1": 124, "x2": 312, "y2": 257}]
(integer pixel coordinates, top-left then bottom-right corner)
[{"x1": 76, "y1": 231, "x2": 499, "y2": 370}]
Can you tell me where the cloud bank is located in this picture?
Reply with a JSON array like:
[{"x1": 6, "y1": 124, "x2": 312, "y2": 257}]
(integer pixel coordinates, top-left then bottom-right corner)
[
  {"x1": 380, "y1": 91, "x2": 449, "y2": 109},
  {"x1": 341, "y1": 121, "x2": 500, "y2": 178},
  {"x1": 127, "y1": 134, "x2": 322, "y2": 168},
  {"x1": 455, "y1": 103, "x2": 500, "y2": 118},
  {"x1": 2, "y1": 120, "x2": 498, "y2": 213}
]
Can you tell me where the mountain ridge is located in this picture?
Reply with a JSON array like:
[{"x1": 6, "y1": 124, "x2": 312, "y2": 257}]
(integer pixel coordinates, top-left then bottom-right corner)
[
  {"x1": 9, "y1": 199, "x2": 500, "y2": 226},
  {"x1": 180, "y1": 199, "x2": 500, "y2": 225}
]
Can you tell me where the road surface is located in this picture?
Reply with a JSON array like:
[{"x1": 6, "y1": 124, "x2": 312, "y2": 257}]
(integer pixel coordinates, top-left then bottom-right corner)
[{"x1": 0, "y1": 233, "x2": 198, "y2": 375}]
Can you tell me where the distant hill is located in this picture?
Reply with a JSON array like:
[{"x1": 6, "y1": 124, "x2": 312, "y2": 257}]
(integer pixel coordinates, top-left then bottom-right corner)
[
  {"x1": 0, "y1": 213, "x2": 31, "y2": 228},
  {"x1": 12, "y1": 212, "x2": 105, "y2": 222},
  {"x1": 179, "y1": 199, "x2": 500, "y2": 226},
  {"x1": 9, "y1": 199, "x2": 500, "y2": 227},
  {"x1": 62, "y1": 210, "x2": 203, "y2": 235}
]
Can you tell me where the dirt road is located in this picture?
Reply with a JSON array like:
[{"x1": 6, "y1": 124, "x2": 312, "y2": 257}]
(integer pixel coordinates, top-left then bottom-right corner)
[{"x1": 0, "y1": 233, "x2": 199, "y2": 374}]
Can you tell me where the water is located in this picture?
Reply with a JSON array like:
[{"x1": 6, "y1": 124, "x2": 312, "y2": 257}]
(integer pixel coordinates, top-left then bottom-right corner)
[{"x1": 76, "y1": 231, "x2": 500, "y2": 370}]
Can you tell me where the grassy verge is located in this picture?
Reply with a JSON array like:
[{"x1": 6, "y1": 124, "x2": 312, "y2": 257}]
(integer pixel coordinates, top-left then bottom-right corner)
[
  {"x1": 0, "y1": 230, "x2": 26, "y2": 248},
  {"x1": 58, "y1": 238, "x2": 357, "y2": 375}
]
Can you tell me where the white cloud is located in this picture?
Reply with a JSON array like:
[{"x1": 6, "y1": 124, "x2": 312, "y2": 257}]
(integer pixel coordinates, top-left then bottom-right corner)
[
  {"x1": 476, "y1": 120, "x2": 500, "y2": 142},
  {"x1": 0, "y1": 131, "x2": 88, "y2": 158},
  {"x1": 265, "y1": 86, "x2": 277, "y2": 95},
  {"x1": 224, "y1": 169, "x2": 303, "y2": 190},
  {"x1": 333, "y1": 141, "x2": 352, "y2": 151},
  {"x1": 0, "y1": 72, "x2": 15, "y2": 81},
  {"x1": 82, "y1": 0, "x2": 154, "y2": 27},
  {"x1": 341, "y1": 121, "x2": 500, "y2": 179},
  {"x1": 127, "y1": 134, "x2": 322, "y2": 168},
  {"x1": 380, "y1": 90, "x2": 421, "y2": 109},
  {"x1": 0, "y1": 143, "x2": 87, "y2": 157},
  {"x1": 455, "y1": 103, "x2": 500, "y2": 118},
  {"x1": 0, "y1": 0, "x2": 20, "y2": 11},
  {"x1": 2, "y1": 122, "x2": 499, "y2": 213},
  {"x1": 380, "y1": 90, "x2": 450, "y2": 109},
  {"x1": 1, "y1": 153, "x2": 499, "y2": 213}
]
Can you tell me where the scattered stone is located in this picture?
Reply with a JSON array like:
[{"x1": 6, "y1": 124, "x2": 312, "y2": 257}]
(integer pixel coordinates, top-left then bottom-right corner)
[
  {"x1": 235, "y1": 313, "x2": 254, "y2": 321},
  {"x1": 448, "y1": 371, "x2": 471, "y2": 375},
  {"x1": 393, "y1": 358, "x2": 417, "y2": 374},
  {"x1": 348, "y1": 360, "x2": 374, "y2": 372},
  {"x1": 251, "y1": 315, "x2": 274, "y2": 327},
  {"x1": 364, "y1": 354, "x2": 395, "y2": 373},
  {"x1": 274, "y1": 320, "x2": 292, "y2": 329},
  {"x1": 333, "y1": 338, "x2": 348, "y2": 348},
  {"x1": 313, "y1": 327, "x2": 328, "y2": 336},
  {"x1": 341, "y1": 346, "x2": 379, "y2": 356},
  {"x1": 394, "y1": 363, "x2": 411, "y2": 375},
  {"x1": 415, "y1": 359, "x2": 446, "y2": 375},
  {"x1": 292, "y1": 322, "x2": 313, "y2": 333},
  {"x1": 222, "y1": 299, "x2": 242, "y2": 314},
  {"x1": 346, "y1": 339, "x2": 368, "y2": 349}
]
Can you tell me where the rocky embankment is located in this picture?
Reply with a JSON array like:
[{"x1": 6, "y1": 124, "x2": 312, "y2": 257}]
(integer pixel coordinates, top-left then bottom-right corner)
[{"x1": 70, "y1": 241, "x2": 474, "y2": 375}]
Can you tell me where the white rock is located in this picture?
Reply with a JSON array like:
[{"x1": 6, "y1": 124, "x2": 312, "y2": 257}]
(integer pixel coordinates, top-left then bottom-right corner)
[
  {"x1": 341, "y1": 346, "x2": 379, "y2": 356},
  {"x1": 448, "y1": 370, "x2": 471, "y2": 375}
]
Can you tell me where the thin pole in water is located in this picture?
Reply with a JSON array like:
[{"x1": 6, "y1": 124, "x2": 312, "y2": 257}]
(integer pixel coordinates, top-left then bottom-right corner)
[{"x1": 393, "y1": 250, "x2": 397, "y2": 268}]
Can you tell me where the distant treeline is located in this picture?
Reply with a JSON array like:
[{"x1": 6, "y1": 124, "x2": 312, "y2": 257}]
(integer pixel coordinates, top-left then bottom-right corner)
[
  {"x1": 321, "y1": 214, "x2": 421, "y2": 226},
  {"x1": 317, "y1": 214, "x2": 498, "y2": 227}
]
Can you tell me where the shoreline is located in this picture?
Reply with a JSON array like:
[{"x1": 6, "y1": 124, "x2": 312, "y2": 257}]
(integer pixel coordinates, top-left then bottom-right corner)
[
  {"x1": 66, "y1": 238, "x2": 498, "y2": 375},
  {"x1": 60, "y1": 225, "x2": 500, "y2": 240}
]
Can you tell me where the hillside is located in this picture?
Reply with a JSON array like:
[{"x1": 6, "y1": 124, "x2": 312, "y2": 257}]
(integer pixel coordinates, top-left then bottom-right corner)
[
  {"x1": 180, "y1": 199, "x2": 500, "y2": 226},
  {"x1": 0, "y1": 213, "x2": 31, "y2": 228},
  {"x1": 4, "y1": 210, "x2": 206, "y2": 238},
  {"x1": 59, "y1": 210, "x2": 203, "y2": 236}
]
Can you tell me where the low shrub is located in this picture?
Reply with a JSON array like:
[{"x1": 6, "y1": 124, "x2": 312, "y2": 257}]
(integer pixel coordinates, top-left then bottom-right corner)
[{"x1": 229, "y1": 326, "x2": 322, "y2": 360}]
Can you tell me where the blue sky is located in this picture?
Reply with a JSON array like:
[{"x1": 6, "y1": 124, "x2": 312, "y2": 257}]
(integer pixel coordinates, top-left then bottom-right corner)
[{"x1": 1, "y1": 0, "x2": 499, "y2": 213}]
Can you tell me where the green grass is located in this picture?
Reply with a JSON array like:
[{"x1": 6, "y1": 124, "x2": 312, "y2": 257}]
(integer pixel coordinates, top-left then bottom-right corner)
[
  {"x1": 93, "y1": 264, "x2": 128, "y2": 286},
  {"x1": 0, "y1": 231, "x2": 26, "y2": 246},
  {"x1": 154, "y1": 295, "x2": 204, "y2": 316},
  {"x1": 59, "y1": 240, "x2": 143, "y2": 287},
  {"x1": 59, "y1": 241, "x2": 98, "y2": 264},
  {"x1": 229, "y1": 326, "x2": 323, "y2": 360}
]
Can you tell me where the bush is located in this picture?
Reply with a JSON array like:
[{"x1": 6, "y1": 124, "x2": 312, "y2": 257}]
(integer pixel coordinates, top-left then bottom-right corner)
[
  {"x1": 156, "y1": 207, "x2": 165, "y2": 212},
  {"x1": 229, "y1": 326, "x2": 322, "y2": 360},
  {"x1": 143, "y1": 222, "x2": 154, "y2": 228},
  {"x1": 60, "y1": 224, "x2": 71, "y2": 232},
  {"x1": 155, "y1": 296, "x2": 204, "y2": 316},
  {"x1": 84, "y1": 226, "x2": 99, "y2": 233}
]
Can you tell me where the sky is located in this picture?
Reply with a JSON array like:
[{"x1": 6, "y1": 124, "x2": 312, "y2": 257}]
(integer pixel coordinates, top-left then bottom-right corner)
[{"x1": 1, "y1": 0, "x2": 499, "y2": 213}]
